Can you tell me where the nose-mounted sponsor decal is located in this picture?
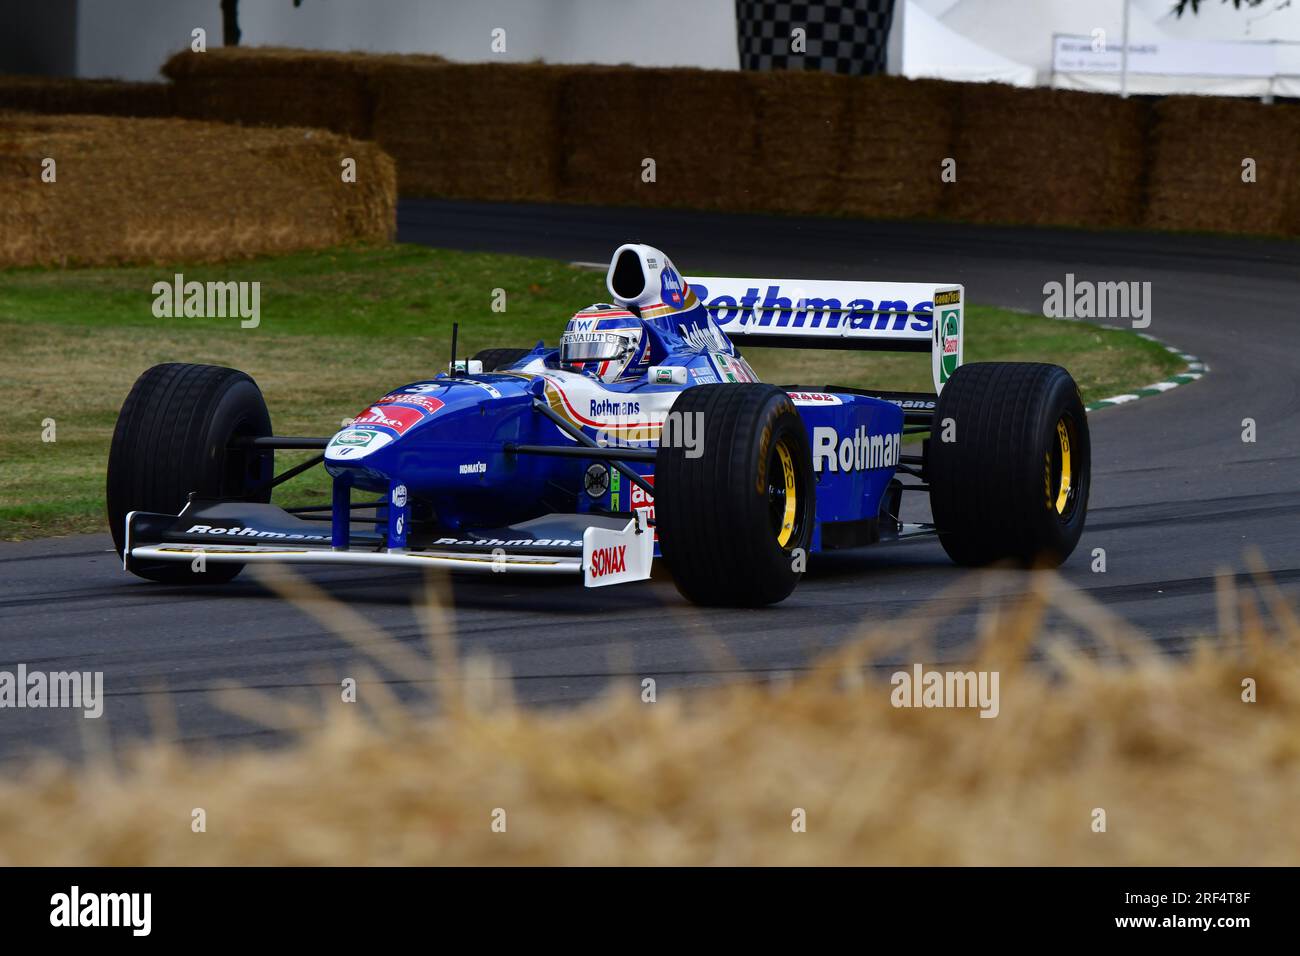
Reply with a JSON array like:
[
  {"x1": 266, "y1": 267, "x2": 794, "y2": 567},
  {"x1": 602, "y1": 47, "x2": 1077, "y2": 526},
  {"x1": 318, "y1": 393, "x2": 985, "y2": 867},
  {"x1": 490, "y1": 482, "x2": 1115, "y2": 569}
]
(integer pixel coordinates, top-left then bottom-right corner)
[
  {"x1": 351, "y1": 404, "x2": 424, "y2": 435},
  {"x1": 377, "y1": 393, "x2": 445, "y2": 415},
  {"x1": 661, "y1": 264, "x2": 685, "y2": 308}
]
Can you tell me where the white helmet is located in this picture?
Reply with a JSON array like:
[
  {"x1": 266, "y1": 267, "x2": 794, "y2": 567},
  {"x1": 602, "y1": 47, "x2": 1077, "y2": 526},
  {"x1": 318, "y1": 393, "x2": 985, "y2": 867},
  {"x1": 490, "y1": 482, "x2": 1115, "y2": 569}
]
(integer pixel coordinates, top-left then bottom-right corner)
[{"x1": 559, "y1": 308, "x2": 647, "y2": 383}]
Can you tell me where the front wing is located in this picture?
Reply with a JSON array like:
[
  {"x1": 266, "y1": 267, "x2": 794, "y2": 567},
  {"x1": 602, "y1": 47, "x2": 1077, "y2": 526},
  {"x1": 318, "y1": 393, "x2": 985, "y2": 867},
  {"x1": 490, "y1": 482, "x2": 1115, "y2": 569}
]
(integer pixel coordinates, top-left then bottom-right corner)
[{"x1": 124, "y1": 500, "x2": 653, "y2": 587}]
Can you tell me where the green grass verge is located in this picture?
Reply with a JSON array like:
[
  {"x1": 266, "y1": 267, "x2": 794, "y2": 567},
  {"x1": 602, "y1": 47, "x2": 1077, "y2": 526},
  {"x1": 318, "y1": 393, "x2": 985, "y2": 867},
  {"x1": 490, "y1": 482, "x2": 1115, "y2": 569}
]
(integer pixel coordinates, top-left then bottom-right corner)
[{"x1": 0, "y1": 243, "x2": 1184, "y2": 540}]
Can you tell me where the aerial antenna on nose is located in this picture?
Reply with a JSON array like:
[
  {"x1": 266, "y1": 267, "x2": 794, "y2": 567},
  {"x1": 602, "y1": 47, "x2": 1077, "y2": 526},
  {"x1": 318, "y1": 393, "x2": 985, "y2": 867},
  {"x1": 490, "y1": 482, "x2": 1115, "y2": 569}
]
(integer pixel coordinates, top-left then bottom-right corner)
[{"x1": 450, "y1": 322, "x2": 459, "y2": 376}]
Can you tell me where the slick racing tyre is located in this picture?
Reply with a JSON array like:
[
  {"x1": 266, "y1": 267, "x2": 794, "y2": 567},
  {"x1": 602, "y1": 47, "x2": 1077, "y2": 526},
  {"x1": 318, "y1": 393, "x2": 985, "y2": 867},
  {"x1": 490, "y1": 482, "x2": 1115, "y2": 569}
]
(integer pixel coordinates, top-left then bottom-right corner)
[
  {"x1": 655, "y1": 384, "x2": 814, "y2": 607},
  {"x1": 928, "y1": 362, "x2": 1090, "y2": 567},
  {"x1": 472, "y1": 348, "x2": 532, "y2": 371},
  {"x1": 107, "y1": 363, "x2": 274, "y2": 584}
]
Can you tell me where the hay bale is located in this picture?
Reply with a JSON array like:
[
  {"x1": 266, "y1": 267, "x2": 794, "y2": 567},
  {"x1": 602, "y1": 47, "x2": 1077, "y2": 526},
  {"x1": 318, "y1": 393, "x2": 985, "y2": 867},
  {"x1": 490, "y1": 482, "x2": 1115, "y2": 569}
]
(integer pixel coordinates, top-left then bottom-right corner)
[
  {"x1": 161, "y1": 45, "x2": 447, "y2": 78},
  {"x1": 555, "y1": 66, "x2": 759, "y2": 210},
  {"x1": 838, "y1": 76, "x2": 958, "y2": 220},
  {"x1": 1145, "y1": 96, "x2": 1300, "y2": 237},
  {"x1": 371, "y1": 62, "x2": 563, "y2": 201},
  {"x1": 161, "y1": 47, "x2": 437, "y2": 138},
  {"x1": 745, "y1": 71, "x2": 852, "y2": 215},
  {"x1": 136, "y1": 49, "x2": 1300, "y2": 238},
  {"x1": 0, "y1": 76, "x2": 173, "y2": 118},
  {"x1": 0, "y1": 112, "x2": 395, "y2": 267},
  {"x1": 948, "y1": 84, "x2": 1148, "y2": 229}
]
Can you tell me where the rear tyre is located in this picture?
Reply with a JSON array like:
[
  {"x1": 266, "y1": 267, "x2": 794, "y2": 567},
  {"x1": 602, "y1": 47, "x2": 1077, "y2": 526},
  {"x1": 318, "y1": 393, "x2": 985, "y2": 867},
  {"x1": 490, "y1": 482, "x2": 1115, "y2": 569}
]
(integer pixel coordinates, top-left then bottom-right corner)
[
  {"x1": 655, "y1": 384, "x2": 814, "y2": 606},
  {"x1": 928, "y1": 362, "x2": 1090, "y2": 567},
  {"x1": 106, "y1": 363, "x2": 274, "y2": 584},
  {"x1": 472, "y1": 347, "x2": 532, "y2": 372}
]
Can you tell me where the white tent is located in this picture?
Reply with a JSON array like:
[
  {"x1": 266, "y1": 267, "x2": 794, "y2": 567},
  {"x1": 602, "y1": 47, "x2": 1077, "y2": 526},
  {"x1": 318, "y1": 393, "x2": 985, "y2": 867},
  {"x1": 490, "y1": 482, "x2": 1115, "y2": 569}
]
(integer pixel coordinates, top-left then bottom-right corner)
[
  {"x1": 898, "y1": 1, "x2": 1036, "y2": 85},
  {"x1": 1149, "y1": 0, "x2": 1300, "y2": 96},
  {"x1": 1151, "y1": 0, "x2": 1300, "y2": 42},
  {"x1": 899, "y1": 0, "x2": 1300, "y2": 97}
]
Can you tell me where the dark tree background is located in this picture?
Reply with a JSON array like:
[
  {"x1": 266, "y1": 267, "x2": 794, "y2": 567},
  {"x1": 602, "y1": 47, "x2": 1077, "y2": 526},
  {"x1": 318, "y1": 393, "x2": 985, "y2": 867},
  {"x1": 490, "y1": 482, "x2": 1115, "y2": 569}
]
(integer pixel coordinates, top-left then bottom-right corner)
[
  {"x1": 220, "y1": 0, "x2": 305, "y2": 47},
  {"x1": 1173, "y1": 0, "x2": 1284, "y2": 15}
]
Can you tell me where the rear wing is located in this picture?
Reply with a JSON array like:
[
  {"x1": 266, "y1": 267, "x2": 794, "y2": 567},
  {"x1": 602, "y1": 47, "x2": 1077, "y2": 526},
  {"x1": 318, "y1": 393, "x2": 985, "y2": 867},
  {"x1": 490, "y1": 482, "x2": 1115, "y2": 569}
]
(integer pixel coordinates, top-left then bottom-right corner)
[{"x1": 685, "y1": 277, "x2": 964, "y2": 394}]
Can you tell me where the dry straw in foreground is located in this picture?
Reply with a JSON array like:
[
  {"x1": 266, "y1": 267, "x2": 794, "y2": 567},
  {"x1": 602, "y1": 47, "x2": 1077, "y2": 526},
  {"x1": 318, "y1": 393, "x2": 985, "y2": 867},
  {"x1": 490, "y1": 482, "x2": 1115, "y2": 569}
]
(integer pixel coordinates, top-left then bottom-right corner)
[{"x1": 0, "y1": 559, "x2": 1295, "y2": 866}]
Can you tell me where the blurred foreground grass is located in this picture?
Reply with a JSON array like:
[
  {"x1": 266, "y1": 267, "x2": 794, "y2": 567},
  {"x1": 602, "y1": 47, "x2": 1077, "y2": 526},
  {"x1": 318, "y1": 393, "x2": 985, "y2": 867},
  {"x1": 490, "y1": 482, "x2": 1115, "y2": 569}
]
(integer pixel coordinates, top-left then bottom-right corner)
[{"x1": 0, "y1": 560, "x2": 1293, "y2": 865}]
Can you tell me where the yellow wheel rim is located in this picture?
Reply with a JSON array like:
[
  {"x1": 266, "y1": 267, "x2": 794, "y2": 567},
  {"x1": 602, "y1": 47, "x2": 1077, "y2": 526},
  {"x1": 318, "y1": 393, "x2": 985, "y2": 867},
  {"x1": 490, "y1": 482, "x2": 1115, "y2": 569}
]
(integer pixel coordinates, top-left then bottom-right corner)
[
  {"x1": 775, "y1": 440, "x2": 798, "y2": 547},
  {"x1": 1054, "y1": 418, "x2": 1072, "y2": 514}
]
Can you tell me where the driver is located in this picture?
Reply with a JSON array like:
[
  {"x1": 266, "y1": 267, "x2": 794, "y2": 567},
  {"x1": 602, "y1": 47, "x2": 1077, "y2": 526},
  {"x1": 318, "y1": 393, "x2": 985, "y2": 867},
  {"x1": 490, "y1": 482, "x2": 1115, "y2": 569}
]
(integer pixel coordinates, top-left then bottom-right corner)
[
  {"x1": 558, "y1": 244, "x2": 718, "y2": 384},
  {"x1": 559, "y1": 307, "x2": 649, "y2": 383}
]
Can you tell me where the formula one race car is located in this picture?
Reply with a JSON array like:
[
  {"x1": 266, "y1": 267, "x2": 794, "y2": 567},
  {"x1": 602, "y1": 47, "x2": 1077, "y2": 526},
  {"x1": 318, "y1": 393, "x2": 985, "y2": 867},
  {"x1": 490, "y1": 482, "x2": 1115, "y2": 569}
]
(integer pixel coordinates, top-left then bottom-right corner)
[{"x1": 107, "y1": 243, "x2": 1090, "y2": 606}]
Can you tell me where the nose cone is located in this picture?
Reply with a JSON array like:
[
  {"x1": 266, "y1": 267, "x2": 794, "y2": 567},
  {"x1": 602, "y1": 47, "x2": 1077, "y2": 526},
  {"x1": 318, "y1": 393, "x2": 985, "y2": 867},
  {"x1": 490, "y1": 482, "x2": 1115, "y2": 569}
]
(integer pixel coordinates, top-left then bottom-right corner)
[
  {"x1": 323, "y1": 375, "x2": 564, "y2": 523},
  {"x1": 325, "y1": 386, "x2": 451, "y2": 465},
  {"x1": 327, "y1": 376, "x2": 533, "y2": 467}
]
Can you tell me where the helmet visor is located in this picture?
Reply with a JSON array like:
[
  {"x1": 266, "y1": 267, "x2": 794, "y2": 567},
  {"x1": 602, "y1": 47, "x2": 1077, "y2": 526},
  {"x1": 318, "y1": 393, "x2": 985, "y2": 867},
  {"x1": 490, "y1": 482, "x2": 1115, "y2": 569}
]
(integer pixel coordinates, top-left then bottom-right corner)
[{"x1": 561, "y1": 331, "x2": 632, "y2": 365}]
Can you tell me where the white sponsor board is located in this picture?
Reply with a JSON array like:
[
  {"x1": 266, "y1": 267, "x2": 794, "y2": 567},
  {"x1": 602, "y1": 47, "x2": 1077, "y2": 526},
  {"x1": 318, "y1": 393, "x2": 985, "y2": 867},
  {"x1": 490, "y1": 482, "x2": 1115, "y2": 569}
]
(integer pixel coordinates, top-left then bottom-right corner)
[
  {"x1": 686, "y1": 276, "x2": 963, "y2": 393},
  {"x1": 1052, "y1": 34, "x2": 1277, "y2": 78}
]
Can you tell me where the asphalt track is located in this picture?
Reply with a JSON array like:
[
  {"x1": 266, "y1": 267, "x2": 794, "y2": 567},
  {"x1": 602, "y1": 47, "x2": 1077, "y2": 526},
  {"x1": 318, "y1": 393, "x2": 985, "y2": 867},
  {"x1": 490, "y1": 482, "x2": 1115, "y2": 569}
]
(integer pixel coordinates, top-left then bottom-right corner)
[{"x1": 2, "y1": 201, "x2": 1298, "y2": 760}]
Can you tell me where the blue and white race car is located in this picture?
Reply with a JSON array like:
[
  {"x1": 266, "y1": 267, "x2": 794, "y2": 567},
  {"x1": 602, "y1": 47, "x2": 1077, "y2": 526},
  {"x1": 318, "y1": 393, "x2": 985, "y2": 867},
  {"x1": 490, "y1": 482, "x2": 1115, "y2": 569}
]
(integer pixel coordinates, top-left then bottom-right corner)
[{"x1": 108, "y1": 243, "x2": 1090, "y2": 606}]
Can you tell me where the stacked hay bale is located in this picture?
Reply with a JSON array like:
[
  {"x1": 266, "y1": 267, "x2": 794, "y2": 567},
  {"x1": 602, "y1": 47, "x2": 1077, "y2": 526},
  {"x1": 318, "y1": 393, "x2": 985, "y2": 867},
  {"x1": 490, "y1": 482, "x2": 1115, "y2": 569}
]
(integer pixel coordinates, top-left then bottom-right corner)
[
  {"x1": 371, "y1": 61, "x2": 563, "y2": 201},
  {"x1": 743, "y1": 71, "x2": 851, "y2": 215},
  {"x1": 1145, "y1": 96, "x2": 1300, "y2": 237},
  {"x1": 161, "y1": 46, "x2": 427, "y2": 139},
  {"x1": 555, "y1": 66, "x2": 759, "y2": 210},
  {"x1": 946, "y1": 83, "x2": 1148, "y2": 229},
  {"x1": 0, "y1": 112, "x2": 395, "y2": 266},
  {"x1": 14, "y1": 48, "x2": 1300, "y2": 239},
  {"x1": 838, "y1": 76, "x2": 958, "y2": 220},
  {"x1": 0, "y1": 76, "x2": 172, "y2": 117}
]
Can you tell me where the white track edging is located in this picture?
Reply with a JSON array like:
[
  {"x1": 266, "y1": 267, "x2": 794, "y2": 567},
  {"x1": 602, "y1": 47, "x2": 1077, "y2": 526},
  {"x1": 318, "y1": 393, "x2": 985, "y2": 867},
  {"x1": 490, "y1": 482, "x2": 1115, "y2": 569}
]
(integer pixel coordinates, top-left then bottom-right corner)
[{"x1": 1085, "y1": 332, "x2": 1208, "y2": 413}]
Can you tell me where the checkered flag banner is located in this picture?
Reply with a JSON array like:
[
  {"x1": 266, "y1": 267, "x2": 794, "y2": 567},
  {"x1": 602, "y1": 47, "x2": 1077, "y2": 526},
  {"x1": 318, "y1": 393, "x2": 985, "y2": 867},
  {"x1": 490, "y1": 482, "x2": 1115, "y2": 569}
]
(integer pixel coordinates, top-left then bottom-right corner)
[{"x1": 736, "y1": 0, "x2": 896, "y2": 75}]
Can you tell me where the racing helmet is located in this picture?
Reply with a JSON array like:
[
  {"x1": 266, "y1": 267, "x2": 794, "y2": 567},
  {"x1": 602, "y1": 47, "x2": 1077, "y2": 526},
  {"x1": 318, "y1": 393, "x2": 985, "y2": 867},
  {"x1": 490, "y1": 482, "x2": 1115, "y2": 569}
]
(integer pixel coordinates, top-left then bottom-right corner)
[{"x1": 559, "y1": 309, "x2": 647, "y2": 383}]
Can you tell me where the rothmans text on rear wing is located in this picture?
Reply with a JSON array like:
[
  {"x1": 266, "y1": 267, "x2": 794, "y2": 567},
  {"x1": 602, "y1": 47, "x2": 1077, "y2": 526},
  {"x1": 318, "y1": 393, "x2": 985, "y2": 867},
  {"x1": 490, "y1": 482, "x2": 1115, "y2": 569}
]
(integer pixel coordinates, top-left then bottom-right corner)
[{"x1": 685, "y1": 276, "x2": 964, "y2": 394}]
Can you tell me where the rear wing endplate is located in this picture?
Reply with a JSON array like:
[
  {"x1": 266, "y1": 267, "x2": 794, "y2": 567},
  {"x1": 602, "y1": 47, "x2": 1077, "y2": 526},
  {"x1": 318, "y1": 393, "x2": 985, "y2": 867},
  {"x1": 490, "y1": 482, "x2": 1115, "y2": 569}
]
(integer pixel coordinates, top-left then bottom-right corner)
[{"x1": 685, "y1": 276, "x2": 964, "y2": 393}]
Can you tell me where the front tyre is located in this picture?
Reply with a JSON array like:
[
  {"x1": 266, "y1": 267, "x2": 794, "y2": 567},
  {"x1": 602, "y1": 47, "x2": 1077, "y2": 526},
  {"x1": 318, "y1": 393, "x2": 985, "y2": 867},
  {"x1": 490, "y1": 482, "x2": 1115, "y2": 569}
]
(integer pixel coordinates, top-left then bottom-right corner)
[
  {"x1": 928, "y1": 362, "x2": 1090, "y2": 567},
  {"x1": 654, "y1": 384, "x2": 814, "y2": 607},
  {"x1": 106, "y1": 363, "x2": 274, "y2": 584}
]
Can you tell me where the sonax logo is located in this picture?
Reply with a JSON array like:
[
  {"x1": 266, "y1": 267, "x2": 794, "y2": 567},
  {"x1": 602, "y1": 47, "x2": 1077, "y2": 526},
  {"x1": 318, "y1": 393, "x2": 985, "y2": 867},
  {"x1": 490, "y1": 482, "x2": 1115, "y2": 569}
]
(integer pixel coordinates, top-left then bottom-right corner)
[{"x1": 590, "y1": 544, "x2": 628, "y2": 578}]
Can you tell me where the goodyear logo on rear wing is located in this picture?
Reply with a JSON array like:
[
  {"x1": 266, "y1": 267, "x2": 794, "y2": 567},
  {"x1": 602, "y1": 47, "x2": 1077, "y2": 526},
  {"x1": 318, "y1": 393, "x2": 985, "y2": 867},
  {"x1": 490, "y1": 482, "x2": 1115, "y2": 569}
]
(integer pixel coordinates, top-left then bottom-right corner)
[
  {"x1": 690, "y1": 283, "x2": 935, "y2": 334},
  {"x1": 933, "y1": 289, "x2": 961, "y2": 307}
]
